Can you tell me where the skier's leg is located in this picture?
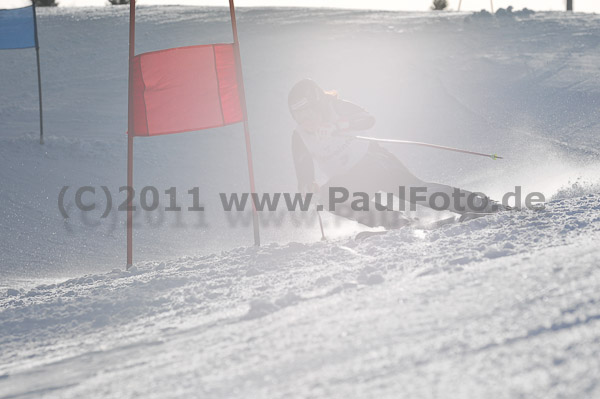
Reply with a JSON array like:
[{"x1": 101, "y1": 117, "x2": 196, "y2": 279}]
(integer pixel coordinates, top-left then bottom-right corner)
[
  {"x1": 318, "y1": 143, "x2": 413, "y2": 229},
  {"x1": 325, "y1": 201, "x2": 410, "y2": 229},
  {"x1": 401, "y1": 181, "x2": 500, "y2": 214},
  {"x1": 318, "y1": 143, "x2": 501, "y2": 225},
  {"x1": 365, "y1": 145, "x2": 502, "y2": 214}
]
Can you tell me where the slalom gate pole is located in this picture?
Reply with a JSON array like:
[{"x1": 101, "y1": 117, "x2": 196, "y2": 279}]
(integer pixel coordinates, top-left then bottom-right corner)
[
  {"x1": 352, "y1": 135, "x2": 503, "y2": 160},
  {"x1": 458, "y1": 0, "x2": 462, "y2": 11},
  {"x1": 229, "y1": 0, "x2": 260, "y2": 246},
  {"x1": 126, "y1": 0, "x2": 136, "y2": 269},
  {"x1": 490, "y1": 0, "x2": 494, "y2": 13},
  {"x1": 31, "y1": 1, "x2": 44, "y2": 145}
]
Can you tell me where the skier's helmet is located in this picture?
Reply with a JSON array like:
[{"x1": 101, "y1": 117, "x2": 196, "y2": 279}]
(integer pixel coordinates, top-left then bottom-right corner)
[{"x1": 288, "y1": 79, "x2": 325, "y2": 123}]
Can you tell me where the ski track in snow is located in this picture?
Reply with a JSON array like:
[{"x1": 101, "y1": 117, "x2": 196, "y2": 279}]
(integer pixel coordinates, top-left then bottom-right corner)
[{"x1": 1, "y1": 6, "x2": 600, "y2": 399}]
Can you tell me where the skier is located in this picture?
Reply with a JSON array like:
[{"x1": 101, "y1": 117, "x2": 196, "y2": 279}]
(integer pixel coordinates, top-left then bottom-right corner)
[{"x1": 288, "y1": 78, "x2": 505, "y2": 229}]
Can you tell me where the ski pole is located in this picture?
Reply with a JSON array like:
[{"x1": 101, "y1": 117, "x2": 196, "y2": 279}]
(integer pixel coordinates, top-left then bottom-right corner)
[
  {"x1": 316, "y1": 207, "x2": 326, "y2": 241},
  {"x1": 351, "y1": 135, "x2": 503, "y2": 160}
]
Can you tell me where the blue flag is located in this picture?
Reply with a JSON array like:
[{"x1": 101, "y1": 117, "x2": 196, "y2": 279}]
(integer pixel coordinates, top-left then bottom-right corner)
[{"x1": 0, "y1": 6, "x2": 36, "y2": 50}]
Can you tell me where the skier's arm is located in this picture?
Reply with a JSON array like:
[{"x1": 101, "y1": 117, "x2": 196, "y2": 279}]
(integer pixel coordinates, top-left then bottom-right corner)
[
  {"x1": 292, "y1": 130, "x2": 315, "y2": 193},
  {"x1": 332, "y1": 99, "x2": 376, "y2": 132}
]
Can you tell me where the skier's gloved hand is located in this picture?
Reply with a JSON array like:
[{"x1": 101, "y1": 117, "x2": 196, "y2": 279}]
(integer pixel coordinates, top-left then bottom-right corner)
[
  {"x1": 335, "y1": 119, "x2": 351, "y2": 132},
  {"x1": 314, "y1": 123, "x2": 338, "y2": 140},
  {"x1": 298, "y1": 182, "x2": 310, "y2": 194},
  {"x1": 297, "y1": 182, "x2": 320, "y2": 195}
]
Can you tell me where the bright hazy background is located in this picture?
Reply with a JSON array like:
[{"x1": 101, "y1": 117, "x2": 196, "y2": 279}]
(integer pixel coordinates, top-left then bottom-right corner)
[{"x1": 3, "y1": 0, "x2": 600, "y2": 12}]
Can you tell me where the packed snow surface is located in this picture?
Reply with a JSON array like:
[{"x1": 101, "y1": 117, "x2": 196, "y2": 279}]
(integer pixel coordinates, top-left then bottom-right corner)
[
  {"x1": 1, "y1": 195, "x2": 600, "y2": 398},
  {"x1": 1, "y1": 5, "x2": 599, "y2": 399}
]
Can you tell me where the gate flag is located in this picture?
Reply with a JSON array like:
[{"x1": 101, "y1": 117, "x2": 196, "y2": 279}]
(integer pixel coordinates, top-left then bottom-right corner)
[
  {"x1": 0, "y1": 5, "x2": 36, "y2": 50},
  {"x1": 126, "y1": 0, "x2": 260, "y2": 268},
  {"x1": 0, "y1": 3, "x2": 44, "y2": 144},
  {"x1": 131, "y1": 44, "x2": 242, "y2": 136}
]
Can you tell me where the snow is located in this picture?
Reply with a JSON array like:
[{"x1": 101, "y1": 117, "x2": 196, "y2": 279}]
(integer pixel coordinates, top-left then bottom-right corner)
[
  {"x1": 0, "y1": 6, "x2": 599, "y2": 398},
  {"x1": 1, "y1": 195, "x2": 599, "y2": 398}
]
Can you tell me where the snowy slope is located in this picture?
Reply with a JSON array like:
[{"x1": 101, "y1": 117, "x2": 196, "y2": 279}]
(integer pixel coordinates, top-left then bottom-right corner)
[
  {"x1": 1, "y1": 5, "x2": 600, "y2": 398},
  {"x1": 1, "y1": 6, "x2": 599, "y2": 280},
  {"x1": 1, "y1": 195, "x2": 599, "y2": 398}
]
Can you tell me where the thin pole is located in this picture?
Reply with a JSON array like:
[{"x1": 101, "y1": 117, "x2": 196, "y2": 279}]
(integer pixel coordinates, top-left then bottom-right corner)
[
  {"x1": 490, "y1": 0, "x2": 494, "y2": 13},
  {"x1": 126, "y1": 0, "x2": 136, "y2": 269},
  {"x1": 458, "y1": 0, "x2": 462, "y2": 11},
  {"x1": 31, "y1": 1, "x2": 44, "y2": 145},
  {"x1": 567, "y1": 0, "x2": 573, "y2": 11},
  {"x1": 354, "y1": 135, "x2": 502, "y2": 160},
  {"x1": 316, "y1": 209, "x2": 326, "y2": 241},
  {"x1": 229, "y1": 0, "x2": 260, "y2": 246}
]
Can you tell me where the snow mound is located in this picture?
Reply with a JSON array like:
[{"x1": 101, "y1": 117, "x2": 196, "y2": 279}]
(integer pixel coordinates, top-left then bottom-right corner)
[{"x1": 551, "y1": 178, "x2": 600, "y2": 201}]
